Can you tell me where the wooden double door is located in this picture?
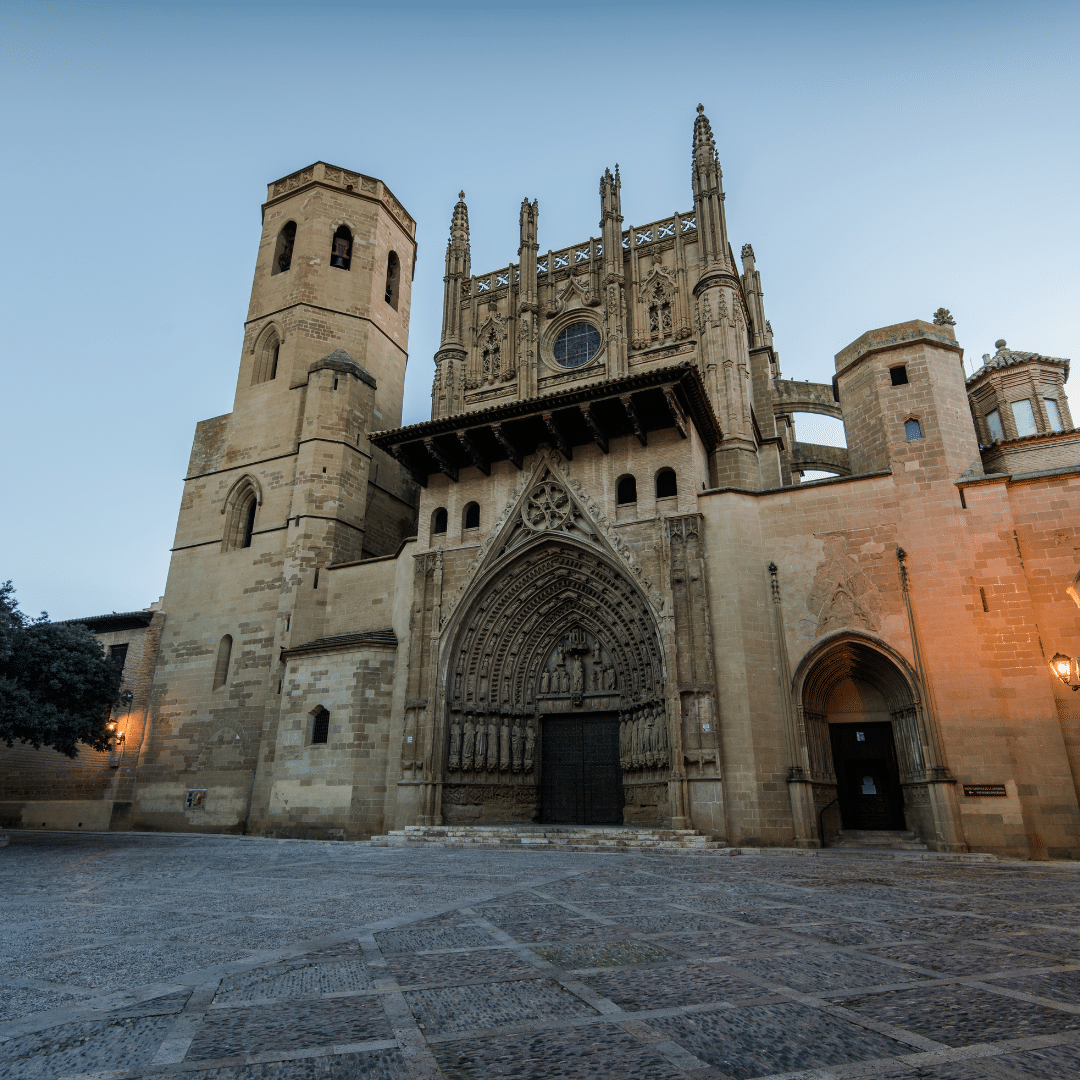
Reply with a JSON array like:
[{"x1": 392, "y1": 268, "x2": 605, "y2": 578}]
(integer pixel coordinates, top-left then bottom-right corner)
[
  {"x1": 540, "y1": 713, "x2": 623, "y2": 825},
  {"x1": 829, "y1": 721, "x2": 906, "y2": 831}
]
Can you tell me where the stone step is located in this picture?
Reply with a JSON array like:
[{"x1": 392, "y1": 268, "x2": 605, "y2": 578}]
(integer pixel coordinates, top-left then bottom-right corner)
[
  {"x1": 374, "y1": 824, "x2": 725, "y2": 852},
  {"x1": 831, "y1": 829, "x2": 929, "y2": 850}
]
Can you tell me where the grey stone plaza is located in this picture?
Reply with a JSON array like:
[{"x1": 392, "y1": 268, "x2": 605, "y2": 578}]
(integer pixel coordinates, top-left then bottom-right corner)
[{"x1": 1, "y1": 834, "x2": 1079, "y2": 1079}]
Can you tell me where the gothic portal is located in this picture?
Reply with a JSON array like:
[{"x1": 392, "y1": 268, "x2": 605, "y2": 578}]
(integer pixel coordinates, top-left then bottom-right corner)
[{"x1": 430, "y1": 466, "x2": 671, "y2": 827}]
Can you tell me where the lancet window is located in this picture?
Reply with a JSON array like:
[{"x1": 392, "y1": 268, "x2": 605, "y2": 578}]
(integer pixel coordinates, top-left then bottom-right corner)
[
  {"x1": 385, "y1": 251, "x2": 400, "y2": 308},
  {"x1": 272, "y1": 222, "x2": 295, "y2": 275},
  {"x1": 330, "y1": 226, "x2": 352, "y2": 270}
]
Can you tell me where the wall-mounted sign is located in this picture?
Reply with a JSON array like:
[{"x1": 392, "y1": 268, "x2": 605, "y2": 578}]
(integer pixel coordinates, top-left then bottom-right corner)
[{"x1": 963, "y1": 784, "x2": 1007, "y2": 797}]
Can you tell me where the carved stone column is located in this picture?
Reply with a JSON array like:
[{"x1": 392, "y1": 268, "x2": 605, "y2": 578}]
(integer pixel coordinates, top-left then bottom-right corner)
[{"x1": 769, "y1": 562, "x2": 818, "y2": 847}]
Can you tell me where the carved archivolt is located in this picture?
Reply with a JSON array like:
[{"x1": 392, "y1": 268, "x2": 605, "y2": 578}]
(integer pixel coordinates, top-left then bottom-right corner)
[{"x1": 442, "y1": 533, "x2": 666, "y2": 781}]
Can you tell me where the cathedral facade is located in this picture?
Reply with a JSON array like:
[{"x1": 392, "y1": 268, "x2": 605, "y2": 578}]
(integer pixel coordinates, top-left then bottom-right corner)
[{"x1": 6, "y1": 106, "x2": 1080, "y2": 858}]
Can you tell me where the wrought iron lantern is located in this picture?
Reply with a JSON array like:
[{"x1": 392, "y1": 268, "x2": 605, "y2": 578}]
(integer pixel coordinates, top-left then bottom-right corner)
[{"x1": 1049, "y1": 653, "x2": 1079, "y2": 691}]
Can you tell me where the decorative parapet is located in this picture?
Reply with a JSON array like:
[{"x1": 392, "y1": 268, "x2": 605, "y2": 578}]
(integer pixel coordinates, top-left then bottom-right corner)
[
  {"x1": 463, "y1": 211, "x2": 698, "y2": 299},
  {"x1": 264, "y1": 161, "x2": 415, "y2": 238},
  {"x1": 835, "y1": 320, "x2": 961, "y2": 376}
]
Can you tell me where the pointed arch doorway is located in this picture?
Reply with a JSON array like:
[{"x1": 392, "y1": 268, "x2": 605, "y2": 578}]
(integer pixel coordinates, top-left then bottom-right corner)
[
  {"x1": 438, "y1": 536, "x2": 669, "y2": 828},
  {"x1": 796, "y1": 635, "x2": 933, "y2": 840}
]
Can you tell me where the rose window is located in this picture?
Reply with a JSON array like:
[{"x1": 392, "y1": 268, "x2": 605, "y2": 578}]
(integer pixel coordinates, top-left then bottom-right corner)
[{"x1": 522, "y1": 482, "x2": 572, "y2": 531}]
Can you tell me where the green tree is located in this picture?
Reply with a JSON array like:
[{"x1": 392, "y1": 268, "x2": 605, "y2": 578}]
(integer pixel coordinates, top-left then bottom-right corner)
[{"x1": 0, "y1": 582, "x2": 122, "y2": 758}]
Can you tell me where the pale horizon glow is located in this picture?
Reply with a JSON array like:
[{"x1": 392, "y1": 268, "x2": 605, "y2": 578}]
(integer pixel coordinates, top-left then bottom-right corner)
[{"x1": 1, "y1": 1, "x2": 1077, "y2": 619}]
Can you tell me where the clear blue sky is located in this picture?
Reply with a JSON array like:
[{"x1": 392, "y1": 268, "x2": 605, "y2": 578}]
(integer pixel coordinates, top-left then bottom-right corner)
[{"x1": 2, "y1": 1, "x2": 1077, "y2": 620}]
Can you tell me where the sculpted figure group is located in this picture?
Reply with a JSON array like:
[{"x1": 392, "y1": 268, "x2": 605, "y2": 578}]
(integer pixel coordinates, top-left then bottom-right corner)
[
  {"x1": 619, "y1": 704, "x2": 670, "y2": 770},
  {"x1": 448, "y1": 714, "x2": 535, "y2": 774}
]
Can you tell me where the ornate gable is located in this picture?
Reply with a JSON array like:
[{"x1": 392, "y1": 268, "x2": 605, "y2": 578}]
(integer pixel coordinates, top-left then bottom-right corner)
[{"x1": 440, "y1": 451, "x2": 665, "y2": 630}]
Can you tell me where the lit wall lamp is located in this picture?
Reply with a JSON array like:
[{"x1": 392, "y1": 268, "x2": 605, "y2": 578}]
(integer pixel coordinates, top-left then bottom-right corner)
[{"x1": 1050, "y1": 653, "x2": 1080, "y2": 691}]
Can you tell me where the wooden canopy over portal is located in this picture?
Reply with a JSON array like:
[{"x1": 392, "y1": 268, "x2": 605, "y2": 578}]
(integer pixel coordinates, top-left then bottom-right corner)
[{"x1": 369, "y1": 362, "x2": 722, "y2": 486}]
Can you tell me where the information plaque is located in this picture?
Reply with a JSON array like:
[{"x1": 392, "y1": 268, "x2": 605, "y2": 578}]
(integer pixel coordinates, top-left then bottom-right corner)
[{"x1": 963, "y1": 784, "x2": 1007, "y2": 797}]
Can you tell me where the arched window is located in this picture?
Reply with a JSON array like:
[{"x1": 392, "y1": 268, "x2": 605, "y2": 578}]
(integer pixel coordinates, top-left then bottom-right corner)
[
  {"x1": 252, "y1": 329, "x2": 280, "y2": 385},
  {"x1": 222, "y1": 477, "x2": 261, "y2": 551},
  {"x1": 272, "y1": 221, "x2": 296, "y2": 276},
  {"x1": 213, "y1": 635, "x2": 232, "y2": 690},
  {"x1": 330, "y1": 226, "x2": 352, "y2": 270},
  {"x1": 385, "y1": 251, "x2": 400, "y2": 309},
  {"x1": 904, "y1": 418, "x2": 924, "y2": 442},
  {"x1": 617, "y1": 475, "x2": 637, "y2": 505},
  {"x1": 243, "y1": 500, "x2": 257, "y2": 546},
  {"x1": 432, "y1": 507, "x2": 448, "y2": 535},
  {"x1": 463, "y1": 502, "x2": 480, "y2": 530},
  {"x1": 311, "y1": 706, "x2": 330, "y2": 745},
  {"x1": 656, "y1": 468, "x2": 677, "y2": 499}
]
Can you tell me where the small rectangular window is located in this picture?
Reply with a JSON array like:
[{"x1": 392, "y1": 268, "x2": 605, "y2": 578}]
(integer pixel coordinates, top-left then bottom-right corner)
[
  {"x1": 311, "y1": 708, "x2": 330, "y2": 745},
  {"x1": 1044, "y1": 398, "x2": 1063, "y2": 432},
  {"x1": 108, "y1": 643, "x2": 129, "y2": 674},
  {"x1": 986, "y1": 409, "x2": 1004, "y2": 442},
  {"x1": 904, "y1": 418, "x2": 923, "y2": 441},
  {"x1": 1011, "y1": 399, "x2": 1037, "y2": 437},
  {"x1": 890, "y1": 366, "x2": 908, "y2": 386}
]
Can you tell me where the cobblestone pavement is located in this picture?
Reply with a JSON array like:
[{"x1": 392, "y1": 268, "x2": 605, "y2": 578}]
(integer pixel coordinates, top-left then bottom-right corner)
[{"x1": 1, "y1": 833, "x2": 1079, "y2": 1079}]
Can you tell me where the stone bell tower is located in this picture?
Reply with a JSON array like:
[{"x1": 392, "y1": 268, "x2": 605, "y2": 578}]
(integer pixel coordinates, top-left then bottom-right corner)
[{"x1": 132, "y1": 163, "x2": 419, "y2": 834}]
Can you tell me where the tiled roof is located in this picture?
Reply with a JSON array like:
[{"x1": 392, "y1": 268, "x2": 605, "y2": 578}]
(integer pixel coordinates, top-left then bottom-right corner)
[
  {"x1": 309, "y1": 349, "x2": 377, "y2": 389},
  {"x1": 59, "y1": 611, "x2": 157, "y2": 633},
  {"x1": 281, "y1": 628, "x2": 397, "y2": 660},
  {"x1": 967, "y1": 343, "x2": 1070, "y2": 385}
]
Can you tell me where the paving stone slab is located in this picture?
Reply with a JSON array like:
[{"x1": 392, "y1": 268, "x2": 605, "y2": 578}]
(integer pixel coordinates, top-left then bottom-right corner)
[
  {"x1": 501, "y1": 920, "x2": 626, "y2": 943},
  {"x1": 171, "y1": 916, "x2": 345, "y2": 951},
  {"x1": 431, "y1": 1023, "x2": 687, "y2": 1079},
  {"x1": 786, "y1": 918, "x2": 930, "y2": 945},
  {"x1": 983, "y1": 968, "x2": 1080, "y2": 1004},
  {"x1": 0, "y1": 986, "x2": 90, "y2": 1023},
  {"x1": 984, "y1": 1042, "x2": 1080, "y2": 1076},
  {"x1": 530, "y1": 940, "x2": 681, "y2": 969},
  {"x1": 873, "y1": 1062, "x2": 1004, "y2": 1078},
  {"x1": 648, "y1": 1000, "x2": 916, "y2": 1078},
  {"x1": 1003, "y1": 931, "x2": 1080, "y2": 959},
  {"x1": 584, "y1": 960, "x2": 763, "y2": 1011},
  {"x1": 834, "y1": 983, "x2": 1080, "y2": 1046},
  {"x1": 5, "y1": 943, "x2": 252, "y2": 991},
  {"x1": 373, "y1": 926, "x2": 499, "y2": 954},
  {"x1": 186, "y1": 997, "x2": 392, "y2": 1060},
  {"x1": 405, "y1": 977, "x2": 597, "y2": 1035},
  {"x1": 174, "y1": 1048, "x2": 411, "y2": 1079},
  {"x1": 388, "y1": 947, "x2": 541, "y2": 987},
  {"x1": 214, "y1": 960, "x2": 374, "y2": 1004},
  {"x1": 734, "y1": 951, "x2": 929, "y2": 991},
  {"x1": 0, "y1": 1014, "x2": 174, "y2": 1079},
  {"x1": 611, "y1": 911, "x2": 723, "y2": 934},
  {"x1": 657, "y1": 928, "x2": 815, "y2": 957},
  {"x1": 861, "y1": 941, "x2": 1059, "y2": 976}
]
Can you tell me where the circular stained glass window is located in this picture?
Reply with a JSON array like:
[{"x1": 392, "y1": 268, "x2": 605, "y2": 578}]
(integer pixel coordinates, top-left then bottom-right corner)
[{"x1": 553, "y1": 322, "x2": 601, "y2": 368}]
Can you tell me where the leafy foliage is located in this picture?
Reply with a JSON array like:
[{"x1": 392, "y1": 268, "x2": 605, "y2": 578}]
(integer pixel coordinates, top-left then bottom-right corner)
[{"x1": 0, "y1": 582, "x2": 122, "y2": 758}]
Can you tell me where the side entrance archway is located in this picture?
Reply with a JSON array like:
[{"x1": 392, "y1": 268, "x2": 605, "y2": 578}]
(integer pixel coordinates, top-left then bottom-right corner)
[{"x1": 794, "y1": 635, "x2": 934, "y2": 843}]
